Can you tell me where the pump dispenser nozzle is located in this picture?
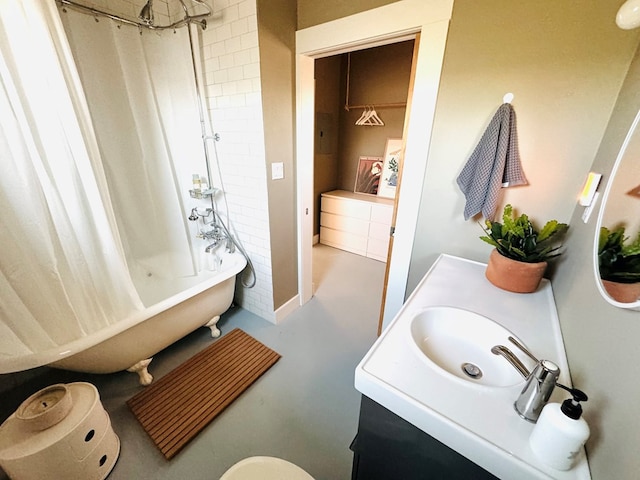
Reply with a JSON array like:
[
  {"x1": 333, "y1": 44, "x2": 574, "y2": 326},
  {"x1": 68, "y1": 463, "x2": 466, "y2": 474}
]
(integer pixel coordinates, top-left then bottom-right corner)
[{"x1": 556, "y1": 385, "x2": 588, "y2": 420}]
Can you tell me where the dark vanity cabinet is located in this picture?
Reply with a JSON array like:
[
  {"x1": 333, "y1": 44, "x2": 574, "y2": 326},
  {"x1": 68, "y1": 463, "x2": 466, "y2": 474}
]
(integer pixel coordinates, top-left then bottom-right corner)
[{"x1": 350, "y1": 396, "x2": 498, "y2": 480}]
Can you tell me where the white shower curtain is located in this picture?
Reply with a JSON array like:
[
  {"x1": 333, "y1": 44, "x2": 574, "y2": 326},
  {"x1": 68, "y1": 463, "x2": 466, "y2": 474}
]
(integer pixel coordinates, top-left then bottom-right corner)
[
  {"x1": 60, "y1": 8, "x2": 203, "y2": 280},
  {"x1": 0, "y1": 0, "x2": 144, "y2": 366}
]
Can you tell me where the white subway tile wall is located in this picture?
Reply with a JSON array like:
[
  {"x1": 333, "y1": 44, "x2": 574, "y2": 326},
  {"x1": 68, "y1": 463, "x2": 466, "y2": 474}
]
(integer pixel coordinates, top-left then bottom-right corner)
[
  {"x1": 202, "y1": 1, "x2": 274, "y2": 322},
  {"x1": 58, "y1": 0, "x2": 276, "y2": 321}
]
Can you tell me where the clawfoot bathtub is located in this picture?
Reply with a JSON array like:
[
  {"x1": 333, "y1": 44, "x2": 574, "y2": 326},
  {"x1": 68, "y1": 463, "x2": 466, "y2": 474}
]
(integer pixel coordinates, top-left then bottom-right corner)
[{"x1": 50, "y1": 250, "x2": 247, "y2": 385}]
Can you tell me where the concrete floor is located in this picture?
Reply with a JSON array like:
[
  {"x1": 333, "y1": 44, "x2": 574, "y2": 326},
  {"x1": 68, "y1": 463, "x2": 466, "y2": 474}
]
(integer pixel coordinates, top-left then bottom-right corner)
[{"x1": 0, "y1": 244, "x2": 385, "y2": 480}]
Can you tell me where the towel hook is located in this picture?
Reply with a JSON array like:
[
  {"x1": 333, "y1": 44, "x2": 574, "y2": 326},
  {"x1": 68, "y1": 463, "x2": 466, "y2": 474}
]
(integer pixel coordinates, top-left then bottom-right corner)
[{"x1": 503, "y1": 92, "x2": 514, "y2": 104}]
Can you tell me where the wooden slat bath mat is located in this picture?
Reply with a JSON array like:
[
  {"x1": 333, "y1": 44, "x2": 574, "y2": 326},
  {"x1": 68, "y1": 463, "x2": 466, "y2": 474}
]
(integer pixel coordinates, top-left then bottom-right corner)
[{"x1": 127, "y1": 328, "x2": 281, "y2": 459}]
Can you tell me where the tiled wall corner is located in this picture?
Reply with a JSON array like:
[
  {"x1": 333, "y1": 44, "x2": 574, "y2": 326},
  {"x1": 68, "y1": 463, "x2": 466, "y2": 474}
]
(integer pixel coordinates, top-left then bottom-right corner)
[{"x1": 200, "y1": 0, "x2": 275, "y2": 322}]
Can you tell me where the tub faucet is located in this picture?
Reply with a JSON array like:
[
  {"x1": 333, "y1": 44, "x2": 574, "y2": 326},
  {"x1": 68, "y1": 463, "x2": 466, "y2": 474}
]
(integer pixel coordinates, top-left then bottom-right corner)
[
  {"x1": 205, "y1": 240, "x2": 219, "y2": 253},
  {"x1": 492, "y1": 345, "x2": 560, "y2": 423}
]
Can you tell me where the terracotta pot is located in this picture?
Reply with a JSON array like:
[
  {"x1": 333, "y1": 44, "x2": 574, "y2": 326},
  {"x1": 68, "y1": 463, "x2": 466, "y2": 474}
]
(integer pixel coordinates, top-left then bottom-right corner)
[
  {"x1": 485, "y1": 249, "x2": 547, "y2": 293},
  {"x1": 601, "y1": 280, "x2": 640, "y2": 303}
]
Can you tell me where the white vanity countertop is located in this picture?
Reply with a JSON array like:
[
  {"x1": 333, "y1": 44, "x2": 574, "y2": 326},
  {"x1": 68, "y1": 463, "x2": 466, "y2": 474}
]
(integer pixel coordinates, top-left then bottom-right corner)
[{"x1": 354, "y1": 254, "x2": 591, "y2": 480}]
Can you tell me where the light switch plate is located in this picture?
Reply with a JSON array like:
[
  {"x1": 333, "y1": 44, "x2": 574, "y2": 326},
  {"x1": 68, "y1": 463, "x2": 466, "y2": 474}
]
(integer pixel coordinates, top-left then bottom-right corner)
[{"x1": 271, "y1": 162, "x2": 284, "y2": 180}]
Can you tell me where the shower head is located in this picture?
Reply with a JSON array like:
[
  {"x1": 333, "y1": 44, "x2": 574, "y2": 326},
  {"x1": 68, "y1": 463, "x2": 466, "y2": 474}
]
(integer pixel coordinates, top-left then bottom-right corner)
[{"x1": 138, "y1": 0, "x2": 154, "y2": 25}]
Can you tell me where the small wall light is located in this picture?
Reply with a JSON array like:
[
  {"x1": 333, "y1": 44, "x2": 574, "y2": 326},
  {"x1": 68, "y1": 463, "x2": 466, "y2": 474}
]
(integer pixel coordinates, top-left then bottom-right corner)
[
  {"x1": 579, "y1": 172, "x2": 602, "y2": 223},
  {"x1": 579, "y1": 172, "x2": 602, "y2": 207},
  {"x1": 617, "y1": 0, "x2": 640, "y2": 29}
]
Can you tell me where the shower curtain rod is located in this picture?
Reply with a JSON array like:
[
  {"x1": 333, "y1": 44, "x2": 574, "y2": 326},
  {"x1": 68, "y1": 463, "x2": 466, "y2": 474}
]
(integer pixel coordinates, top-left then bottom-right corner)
[{"x1": 56, "y1": 0, "x2": 213, "y2": 31}]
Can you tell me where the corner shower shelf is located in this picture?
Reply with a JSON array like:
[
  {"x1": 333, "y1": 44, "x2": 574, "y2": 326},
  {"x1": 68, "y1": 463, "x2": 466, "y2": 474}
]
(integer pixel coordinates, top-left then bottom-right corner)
[{"x1": 189, "y1": 188, "x2": 216, "y2": 199}]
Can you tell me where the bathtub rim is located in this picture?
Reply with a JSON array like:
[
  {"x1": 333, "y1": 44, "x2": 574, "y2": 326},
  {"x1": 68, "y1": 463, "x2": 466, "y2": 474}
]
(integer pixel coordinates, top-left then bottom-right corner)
[{"x1": 0, "y1": 251, "x2": 247, "y2": 374}]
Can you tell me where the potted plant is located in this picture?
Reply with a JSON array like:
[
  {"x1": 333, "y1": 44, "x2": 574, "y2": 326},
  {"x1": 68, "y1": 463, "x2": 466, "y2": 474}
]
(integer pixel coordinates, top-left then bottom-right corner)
[
  {"x1": 598, "y1": 226, "x2": 640, "y2": 303},
  {"x1": 480, "y1": 204, "x2": 569, "y2": 293}
]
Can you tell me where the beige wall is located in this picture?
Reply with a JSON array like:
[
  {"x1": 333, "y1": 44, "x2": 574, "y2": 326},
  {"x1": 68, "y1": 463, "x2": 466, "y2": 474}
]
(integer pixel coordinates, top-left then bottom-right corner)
[
  {"x1": 297, "y1": 0, "x2": 399, "y2": 29},
  {"x1": 257, "y1": 0, "x2": 298, "y2": 309},
  {"x1": 313, "y1": 56, "x2": 341, "y2": 234},
  {"x1": 553, "y1": 46, "x2": 640, "y2": 480},
  {"x1": 408, "y1": 0, "x2": 640, "y2": 287},
  {"x1": 405, "y1": 1, "x2": 640, "y2": 478}
]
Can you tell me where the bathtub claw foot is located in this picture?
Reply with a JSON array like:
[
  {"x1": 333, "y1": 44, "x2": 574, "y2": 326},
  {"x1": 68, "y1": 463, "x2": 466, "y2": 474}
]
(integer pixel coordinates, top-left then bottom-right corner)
[
  {"x1": 205, "y1": 315, "x2": 221, "y2": 338},
  {"x1": 127, "y1": 358, "x2": 154, "y2": 386}
]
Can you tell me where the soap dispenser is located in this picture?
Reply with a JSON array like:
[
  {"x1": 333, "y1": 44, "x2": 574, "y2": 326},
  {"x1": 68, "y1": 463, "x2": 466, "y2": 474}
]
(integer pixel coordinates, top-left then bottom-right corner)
[{"x1": 529, "y1": 386, "x2": 589, "y2": 471}]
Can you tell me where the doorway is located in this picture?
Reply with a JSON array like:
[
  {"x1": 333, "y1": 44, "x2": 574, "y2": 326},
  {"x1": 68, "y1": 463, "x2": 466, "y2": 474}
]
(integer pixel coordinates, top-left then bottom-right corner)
[
  {"x1": 312, "y1": 41, "x2": 415, "y2": 331},
  {"x1": 296, "y1": 0, "x2": 453, "y2": 329}
]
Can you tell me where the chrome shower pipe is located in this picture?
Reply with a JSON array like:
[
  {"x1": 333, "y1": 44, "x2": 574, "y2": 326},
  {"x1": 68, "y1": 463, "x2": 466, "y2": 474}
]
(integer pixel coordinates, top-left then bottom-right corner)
[
  {"x1": 56, "y1": 0, "x2": 212, "y2": 31},
  {"x1": 186, "y1": 23, "x2": 215, "y2": 205},
  {"x1": 184, "y1": 20, "x2": 256, "y2": 288}
]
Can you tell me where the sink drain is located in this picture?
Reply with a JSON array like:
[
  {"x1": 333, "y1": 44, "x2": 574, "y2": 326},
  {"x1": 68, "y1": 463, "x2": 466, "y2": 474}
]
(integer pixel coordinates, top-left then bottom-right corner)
[{"x1": 461, "y1": 362, "x2": 483, "y2": 380}]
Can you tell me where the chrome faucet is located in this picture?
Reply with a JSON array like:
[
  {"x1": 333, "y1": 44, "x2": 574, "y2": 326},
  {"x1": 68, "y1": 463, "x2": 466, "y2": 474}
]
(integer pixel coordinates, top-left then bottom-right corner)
[
  {"x1": 514, "y1": 359, "x2": 560, "y2": 422},
  {"x1": 196, "y1": 215, "x2": 236, "y2": 254},
  {"x1": 205, "y1": 239, "x2": 219, "y2": 252},
  {"x1": 492, "y1": 340, "x2": 560, "y2": 423},
  {"x1": 200, "y1": 223, "x2": 225, "y2": 253},
  {"x1": 491, "y1": 345, "x2": 529, "y2": 377}
]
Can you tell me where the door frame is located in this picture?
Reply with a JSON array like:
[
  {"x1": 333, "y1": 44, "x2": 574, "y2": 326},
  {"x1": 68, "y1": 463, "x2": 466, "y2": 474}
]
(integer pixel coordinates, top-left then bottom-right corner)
[{"x1": 295, "y1": 0, "x2": 453, "y2": 327}]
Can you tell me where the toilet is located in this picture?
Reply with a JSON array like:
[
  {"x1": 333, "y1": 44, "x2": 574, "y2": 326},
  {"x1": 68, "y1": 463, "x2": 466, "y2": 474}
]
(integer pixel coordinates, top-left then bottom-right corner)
[{"x1": 220, "y1": 456, "x2": 314, "y2": 480}]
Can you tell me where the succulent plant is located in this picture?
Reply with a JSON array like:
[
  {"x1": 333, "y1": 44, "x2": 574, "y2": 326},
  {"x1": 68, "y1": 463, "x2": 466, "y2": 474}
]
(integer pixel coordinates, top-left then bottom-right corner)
[{"x1": 480, "y1": 204, "x2": 569, "y2": 263}]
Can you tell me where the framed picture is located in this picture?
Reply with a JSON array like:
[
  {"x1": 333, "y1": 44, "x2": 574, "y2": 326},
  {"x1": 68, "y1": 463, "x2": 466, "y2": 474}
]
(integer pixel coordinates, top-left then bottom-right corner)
[
  {"x1": 378, "y1": 138, "x2": 402, "y2": 199},
  {"x1": 354, "y1": 156, "x2": 384, "y2": 195}
]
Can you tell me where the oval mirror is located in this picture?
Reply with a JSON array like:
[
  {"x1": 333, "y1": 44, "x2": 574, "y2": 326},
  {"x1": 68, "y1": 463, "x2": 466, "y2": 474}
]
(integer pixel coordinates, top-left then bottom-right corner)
[{"x1": 594, "y1": 107, "x2": 640, "y2": 309}]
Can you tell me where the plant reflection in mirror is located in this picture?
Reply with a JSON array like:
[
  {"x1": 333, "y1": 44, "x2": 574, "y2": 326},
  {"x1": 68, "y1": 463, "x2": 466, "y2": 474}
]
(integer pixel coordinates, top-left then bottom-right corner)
[{"x1": 598, "y1": 226, "x2": 640, "y2": 283}]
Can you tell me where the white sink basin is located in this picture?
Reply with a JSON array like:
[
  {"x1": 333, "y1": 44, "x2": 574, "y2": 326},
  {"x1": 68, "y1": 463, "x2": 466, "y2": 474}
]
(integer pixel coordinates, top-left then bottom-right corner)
[
  {"x1": 409, "y1": 306, "x2": 531, "y2": 387},
  {"x1": 355, "y1": 254, "x2": 591, "y2": 480}
]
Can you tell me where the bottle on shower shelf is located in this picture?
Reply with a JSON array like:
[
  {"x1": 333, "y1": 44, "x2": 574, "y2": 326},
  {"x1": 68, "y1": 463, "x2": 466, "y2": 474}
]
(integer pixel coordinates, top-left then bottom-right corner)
[{"x1": 192, "y1": 173, "x2": 202, "y2": 193}]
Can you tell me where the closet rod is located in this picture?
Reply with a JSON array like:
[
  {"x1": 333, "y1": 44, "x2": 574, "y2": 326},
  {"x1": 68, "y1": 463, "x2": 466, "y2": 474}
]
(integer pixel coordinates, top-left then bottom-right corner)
[
  {"x1": 344, "y1": 102, "x2": 407, "y2": 111},
  {"x1": 344, "y1": 53, "x2": 407, "y2": 111}
]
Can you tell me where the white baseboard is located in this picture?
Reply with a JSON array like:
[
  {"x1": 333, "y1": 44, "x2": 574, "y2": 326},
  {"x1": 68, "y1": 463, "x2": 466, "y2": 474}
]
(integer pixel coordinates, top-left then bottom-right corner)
[{"x1": 274, "y1": 294, "x2": 300, "y2": 323}]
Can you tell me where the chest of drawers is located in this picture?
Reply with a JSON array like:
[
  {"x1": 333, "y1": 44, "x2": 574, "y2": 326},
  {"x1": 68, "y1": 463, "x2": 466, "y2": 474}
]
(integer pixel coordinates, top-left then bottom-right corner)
[{"x1": 319, "y1": 190, "x2": 393, "y2": 262}]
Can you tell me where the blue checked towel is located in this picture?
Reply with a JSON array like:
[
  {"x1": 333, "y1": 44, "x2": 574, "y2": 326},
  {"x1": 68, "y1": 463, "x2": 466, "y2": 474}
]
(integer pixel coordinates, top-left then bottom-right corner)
[{"x1": 456, "y1": 103, "x2": 528, "y2": 220}]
